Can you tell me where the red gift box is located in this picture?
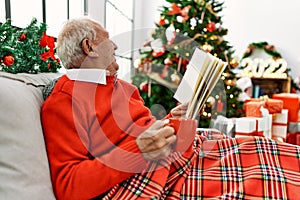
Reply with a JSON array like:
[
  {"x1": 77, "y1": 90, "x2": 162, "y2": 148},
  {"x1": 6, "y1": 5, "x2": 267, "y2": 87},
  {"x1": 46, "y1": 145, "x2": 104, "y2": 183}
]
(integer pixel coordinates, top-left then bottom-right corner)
[
  {"x1": 264, "y1": 99, "x2": 283, "y2": 114},
  {"x1": 286, "y1": 133, "x2": 297, "y2": 145},
  {"x1": 273, "y1": 93, "x2": 300, "y2": 122},
  {"x1": 244, "y1": 98, "x2": 283, "y2": 116},
  {"x1": 244, "y1": 101, "x2": 264, "y2": 117}
]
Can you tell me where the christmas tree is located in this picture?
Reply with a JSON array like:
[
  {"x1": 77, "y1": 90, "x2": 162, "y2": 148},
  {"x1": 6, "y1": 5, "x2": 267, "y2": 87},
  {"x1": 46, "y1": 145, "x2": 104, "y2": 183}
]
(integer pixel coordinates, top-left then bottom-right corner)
[
  {"x1": 0, "y1": 18, "x2": 61, "y2": 74},
  {"x1": 132, "y1": 0, "x2": 244, "y2": 127}
]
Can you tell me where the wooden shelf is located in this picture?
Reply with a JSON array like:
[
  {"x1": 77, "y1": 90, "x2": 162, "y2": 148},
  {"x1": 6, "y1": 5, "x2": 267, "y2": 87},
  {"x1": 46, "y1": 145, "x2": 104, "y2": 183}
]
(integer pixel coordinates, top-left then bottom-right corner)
[{"x1": 251, "y1": 77, "x2": 291, "y2": 98}]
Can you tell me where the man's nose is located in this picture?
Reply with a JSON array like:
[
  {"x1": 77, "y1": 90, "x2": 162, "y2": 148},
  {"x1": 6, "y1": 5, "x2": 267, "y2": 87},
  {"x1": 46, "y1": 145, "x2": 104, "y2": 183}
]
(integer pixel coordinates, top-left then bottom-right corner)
[{"x1": 111, "y1": 41, "x2": 118, "y2": 50}]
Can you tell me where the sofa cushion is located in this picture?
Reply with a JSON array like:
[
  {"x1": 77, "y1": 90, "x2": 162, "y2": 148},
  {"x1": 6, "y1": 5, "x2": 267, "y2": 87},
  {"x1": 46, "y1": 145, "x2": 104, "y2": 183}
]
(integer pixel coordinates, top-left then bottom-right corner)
[{"x1": 0, "y1": 72, "x2": 61, "y2": 199}]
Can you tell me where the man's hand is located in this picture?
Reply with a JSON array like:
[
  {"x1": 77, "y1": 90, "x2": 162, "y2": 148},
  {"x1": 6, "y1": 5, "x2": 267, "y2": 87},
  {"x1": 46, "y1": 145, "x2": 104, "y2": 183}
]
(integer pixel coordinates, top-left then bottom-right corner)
[
  {"x1": 170, "y1": 103, "x2": 188, "y2": 118},
  {"x1": 136, "y1": 120, "x2": 176, "y2": 161}
]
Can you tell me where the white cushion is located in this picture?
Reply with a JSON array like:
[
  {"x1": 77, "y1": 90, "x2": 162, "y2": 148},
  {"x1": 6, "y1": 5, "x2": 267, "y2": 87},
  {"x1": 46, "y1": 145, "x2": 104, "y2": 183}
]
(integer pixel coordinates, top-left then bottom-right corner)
[{"x1": 0, "y1": 72, "x2": 60, "y2": 199}]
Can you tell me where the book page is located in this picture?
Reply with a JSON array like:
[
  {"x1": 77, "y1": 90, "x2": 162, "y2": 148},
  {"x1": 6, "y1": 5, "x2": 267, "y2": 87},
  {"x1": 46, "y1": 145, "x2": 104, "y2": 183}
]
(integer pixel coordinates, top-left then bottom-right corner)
[
  {"x1": 173, "y1": 48, "x2": 210, "y2": 103},
  {"x1": 173, "y1": 47, "x2": 227, "y2": 119}
]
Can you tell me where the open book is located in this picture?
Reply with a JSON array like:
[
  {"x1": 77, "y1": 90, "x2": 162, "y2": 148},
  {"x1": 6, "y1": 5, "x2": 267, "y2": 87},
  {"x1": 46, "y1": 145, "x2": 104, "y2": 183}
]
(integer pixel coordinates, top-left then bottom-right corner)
[{"x1": 174, "y1": 48, "x2": 227, "y2": 119}]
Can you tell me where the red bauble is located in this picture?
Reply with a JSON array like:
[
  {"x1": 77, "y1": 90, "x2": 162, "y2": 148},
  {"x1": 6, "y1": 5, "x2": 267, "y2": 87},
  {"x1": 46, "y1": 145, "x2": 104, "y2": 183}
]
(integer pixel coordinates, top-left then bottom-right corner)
[
  {"x1": 18, "y1": 33, "x2": 26, "y2": 41},
  {"x1": 158, "y1": 18, "x2": 166, "y2": 26},
  {"x1": 152, "y1": 50, "x2": 165, "y2": 58},
  {"x1": 139, "y1": 82, "x2": 149, "y2": 92},
  {"x1": 3, "y1": 55, "x2": 14, "y2": 66},
  {"x1": 206, "y1": 22, "x2": 216, "y2": 32}
]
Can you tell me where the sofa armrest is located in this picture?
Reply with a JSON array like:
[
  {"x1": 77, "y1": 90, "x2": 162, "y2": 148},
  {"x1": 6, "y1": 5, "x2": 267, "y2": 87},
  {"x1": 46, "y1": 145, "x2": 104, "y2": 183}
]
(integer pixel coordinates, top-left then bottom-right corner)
[{"x1": 0, "y1": 72, "x2": 60, "y2": 199}]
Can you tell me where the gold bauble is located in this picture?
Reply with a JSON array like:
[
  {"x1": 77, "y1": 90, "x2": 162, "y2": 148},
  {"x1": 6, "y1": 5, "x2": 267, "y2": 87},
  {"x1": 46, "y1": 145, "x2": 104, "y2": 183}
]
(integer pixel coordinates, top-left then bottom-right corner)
[
  {"x1": 206, "y1": 96, "x2": 216, "y2": 107},
  {"x1": 171, "y1": 73, "x2": 181, "y2": 84},
  {"x1": 202, "y1": 43, "x2": 213, "y2": 53},
  {"x1": 230, "y1": 56, "x2": 240, "y2": 68}
]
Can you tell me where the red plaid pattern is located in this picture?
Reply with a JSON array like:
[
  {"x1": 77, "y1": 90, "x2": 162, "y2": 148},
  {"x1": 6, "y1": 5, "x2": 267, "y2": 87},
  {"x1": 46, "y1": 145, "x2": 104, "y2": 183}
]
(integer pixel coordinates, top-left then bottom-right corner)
[{"x1": 102, "y1": 130, "x2": 300, "y2": 199}]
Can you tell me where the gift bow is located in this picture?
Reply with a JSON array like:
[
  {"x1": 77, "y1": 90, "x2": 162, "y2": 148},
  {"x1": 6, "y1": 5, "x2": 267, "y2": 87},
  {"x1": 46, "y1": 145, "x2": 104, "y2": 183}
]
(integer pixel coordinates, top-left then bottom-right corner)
[
  {"x1": 167, "y1": 3, "x2": 191, "y2": 22},
  {"x1": 40, "y1": 33, "x2": 56, "y2": 61}
]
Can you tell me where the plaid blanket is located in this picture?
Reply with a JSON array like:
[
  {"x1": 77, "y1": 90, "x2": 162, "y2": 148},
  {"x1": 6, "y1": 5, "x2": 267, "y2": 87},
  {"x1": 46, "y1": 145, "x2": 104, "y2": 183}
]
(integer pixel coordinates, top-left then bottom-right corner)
[{"x1": 102, "y1": 130, "x2": 300, "y2": 199}]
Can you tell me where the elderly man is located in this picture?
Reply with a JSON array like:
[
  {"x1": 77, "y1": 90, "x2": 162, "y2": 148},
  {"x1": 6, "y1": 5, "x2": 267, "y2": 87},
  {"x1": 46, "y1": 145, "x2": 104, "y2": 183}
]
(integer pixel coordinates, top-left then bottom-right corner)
[
  {"x1": 42, "y1": 17, "x2": 300, "y2": 200},
  {"x1": 42, "y1": 17, "x2": 189, "y2": 199}
]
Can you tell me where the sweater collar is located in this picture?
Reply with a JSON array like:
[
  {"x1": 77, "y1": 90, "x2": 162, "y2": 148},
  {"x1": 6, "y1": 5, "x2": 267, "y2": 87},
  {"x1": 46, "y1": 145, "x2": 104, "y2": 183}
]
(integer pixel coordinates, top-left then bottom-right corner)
[{"x1": 66, "y1": 68, "x2": 117, "y2": 85}]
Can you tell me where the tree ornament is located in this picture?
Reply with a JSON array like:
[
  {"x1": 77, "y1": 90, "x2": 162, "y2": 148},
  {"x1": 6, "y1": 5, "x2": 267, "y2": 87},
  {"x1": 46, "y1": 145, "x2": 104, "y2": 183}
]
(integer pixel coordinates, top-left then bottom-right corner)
[
  {"x1": 166, "y1": 25, "x2": 176, "y2": 45},
  {"x1": 168, "y1": 3, "x2": 181, "y2": 15},
  {"x1": 202, "y1": 43, "x2": 213, "y2": 52},
  {"x1": 229, "y1": 56, "x2": 240, "y2": 68},
  {"x1": 217, "y1": 99, "x2": 224, "y2": 112},
  {"x1": 151, "y1": 39, "x2": 165, "y2": 57},
  {"x1": 164, "y1": 58, "x2": 173, "y2": 65},
  {"x1": 160, "y1": 65, "x2": 169, "y2": 78},
  {"x1": 206, "y1": 22, "x2": 216, "y2": 32},
  {"x1": 180, "y1": 5, "x2": 191, "y2": 22},
  {"x1": 171, "y1": 72, "x2": 181, "y2": 84},
  {"x1": 3, "y1": 55, "x2": 14, "y2": 66},
  {"x1": 225, "y1": 79, "x2": 234, "y2": 86},
  {"x1": 207, "y1": 96, "x2": 216, "y2": 107},
  {"x1": 18, "y1": 33, "x2": 26, "y2": 41},
  {"x1": 139, "y1": 81, "x2": 149, "y2": 92},
  {"x1": 152, "y1": 50, "x2": 165, "y2": 58},
  {"x1": 158, "y1": 17, "x2": 167, "y2": 26}
]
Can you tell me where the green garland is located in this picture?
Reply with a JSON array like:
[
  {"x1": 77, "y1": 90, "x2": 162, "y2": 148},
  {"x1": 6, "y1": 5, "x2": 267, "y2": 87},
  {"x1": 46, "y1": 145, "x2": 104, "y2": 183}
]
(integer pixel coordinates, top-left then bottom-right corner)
[
  {"x1": 242, "y1": 41, "x2": 282, "y2": 59},
  {"x1": 0, "y1": 18, "x2": 61, "y2": 74}
]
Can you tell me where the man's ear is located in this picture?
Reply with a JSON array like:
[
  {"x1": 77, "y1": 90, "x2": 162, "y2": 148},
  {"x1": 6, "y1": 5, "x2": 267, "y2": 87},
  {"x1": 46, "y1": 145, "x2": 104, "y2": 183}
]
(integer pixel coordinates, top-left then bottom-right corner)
[{"x1": 81, "y1": 38, "x2": 99, "y2": 57}]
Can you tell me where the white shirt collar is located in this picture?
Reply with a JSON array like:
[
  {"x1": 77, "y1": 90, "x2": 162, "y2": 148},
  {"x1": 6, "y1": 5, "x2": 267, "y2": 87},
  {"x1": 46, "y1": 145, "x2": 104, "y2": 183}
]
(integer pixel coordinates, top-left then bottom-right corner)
[{"x1": 66, "y1": 68, "x2": 107, "y2": 85}]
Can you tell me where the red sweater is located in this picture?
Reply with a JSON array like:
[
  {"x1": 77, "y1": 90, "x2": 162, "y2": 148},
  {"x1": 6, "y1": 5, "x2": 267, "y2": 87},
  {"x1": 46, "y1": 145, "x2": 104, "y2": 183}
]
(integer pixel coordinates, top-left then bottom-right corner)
[{"x1": 42, "y1": 75, "x2": 156, "y2": 200}]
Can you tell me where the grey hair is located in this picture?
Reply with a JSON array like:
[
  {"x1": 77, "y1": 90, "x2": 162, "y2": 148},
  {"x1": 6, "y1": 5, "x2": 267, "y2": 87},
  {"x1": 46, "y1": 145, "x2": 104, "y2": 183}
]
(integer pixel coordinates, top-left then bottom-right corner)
[{"x1": 56, "y1": 18, "x2": 98, "y2": 69}]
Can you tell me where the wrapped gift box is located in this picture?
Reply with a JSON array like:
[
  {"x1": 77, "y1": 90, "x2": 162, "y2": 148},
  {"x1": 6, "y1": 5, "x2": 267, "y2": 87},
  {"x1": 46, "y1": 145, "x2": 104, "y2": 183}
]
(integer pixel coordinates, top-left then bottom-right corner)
[
  {"x1": 211, "y1": 115, "x2": 235, "y2": 138},
  {"x1": 272, "y1": 109, "x2": 288, "y2": 139},
  {"x1": 244, "y1": 98, "x2": 283, "y2": 117},
  {"x1": 244, "y1": 101, "x2": 264, "y2": 117},
  {"x1": 264, "y1": 99, "x2": 283, "y2": 114},
  {"x1": 273, "y1": 93, "x2": 300, "y2": 122},
  {"x1": 235, "y1": 117, "x2": 265, "y2": 137},
  {"x1": 287, "y1": 122, "x2": 300, "y2": 145},
  {"x1": 288, "y1": 122, "x2": 300, "y2": 133},
  {"x1": 263, "y1": 113, "x2": 273, "y2": 139}
]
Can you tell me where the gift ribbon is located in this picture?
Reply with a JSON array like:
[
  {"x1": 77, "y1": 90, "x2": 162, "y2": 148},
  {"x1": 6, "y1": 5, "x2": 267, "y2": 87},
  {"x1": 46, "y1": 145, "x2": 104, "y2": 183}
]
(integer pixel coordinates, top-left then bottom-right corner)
[
  {"x1": 235, "y1": 131, "x2": 264, "y2": 137},
  {"x1": 272, "y1": 122, "x2": 287, "y2": 127},
  {"x1": 236, "y1": 119, "x2": 264, "y2": 137}
]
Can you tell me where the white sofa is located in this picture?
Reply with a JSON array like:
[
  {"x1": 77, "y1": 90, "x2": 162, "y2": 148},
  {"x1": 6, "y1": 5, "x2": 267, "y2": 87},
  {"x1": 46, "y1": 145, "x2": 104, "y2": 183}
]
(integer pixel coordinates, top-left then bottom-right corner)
[{"x1": 0, "y1": 72, "x2": 61, "y2": 199}]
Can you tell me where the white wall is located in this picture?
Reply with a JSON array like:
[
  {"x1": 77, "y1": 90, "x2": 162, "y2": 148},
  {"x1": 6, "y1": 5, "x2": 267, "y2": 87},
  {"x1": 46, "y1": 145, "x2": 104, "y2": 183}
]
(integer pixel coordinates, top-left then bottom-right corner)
[{"x1": 134, "y1": 0, "x2": 300, "y2": 78}]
